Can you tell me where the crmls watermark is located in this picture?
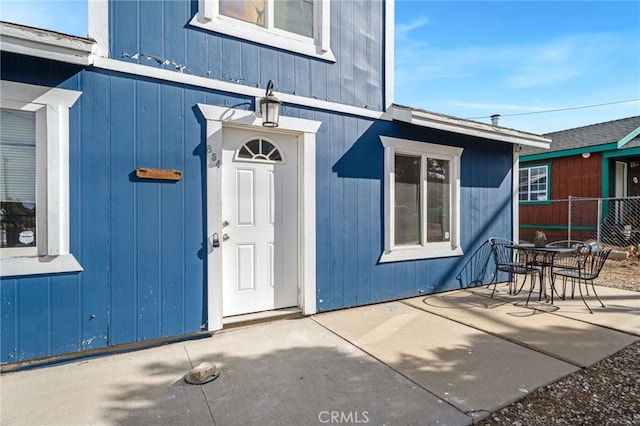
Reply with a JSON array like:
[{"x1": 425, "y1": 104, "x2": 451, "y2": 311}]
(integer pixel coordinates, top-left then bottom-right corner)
[{"x1": 318, "y1": 411, "x2": 370, "y2": 424}]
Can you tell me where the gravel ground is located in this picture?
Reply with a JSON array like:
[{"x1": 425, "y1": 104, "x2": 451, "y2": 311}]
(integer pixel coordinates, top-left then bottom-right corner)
[{"x1": 478, "y1": 254, "x2": 640, "y2": 426}]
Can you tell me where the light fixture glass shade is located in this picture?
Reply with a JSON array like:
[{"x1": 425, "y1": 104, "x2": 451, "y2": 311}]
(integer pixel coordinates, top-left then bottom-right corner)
[{"x1": 260, "y1": 80, "x2": 281, "y2": 127}]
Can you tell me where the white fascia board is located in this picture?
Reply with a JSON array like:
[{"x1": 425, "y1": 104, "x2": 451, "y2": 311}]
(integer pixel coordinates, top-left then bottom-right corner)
[
  {"x1": 0, "y1": 22, "x2": 95, "y2": 65},
  {"x1": 392, "y1": 106, "x2": 551, "y2": 149},
  {"x1": 94, "y1": 57, "x2": 387, "y2": 120}
]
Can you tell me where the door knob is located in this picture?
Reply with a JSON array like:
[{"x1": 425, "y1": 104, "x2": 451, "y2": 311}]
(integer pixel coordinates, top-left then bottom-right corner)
[{"x1": 222, "y1": 234, "x2": 230, "y2": 241}]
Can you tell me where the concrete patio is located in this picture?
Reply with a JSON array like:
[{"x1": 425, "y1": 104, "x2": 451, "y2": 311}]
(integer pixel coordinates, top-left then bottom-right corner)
[{"x1": 1, "y1": 284, "x2": 638, "y2": 425}]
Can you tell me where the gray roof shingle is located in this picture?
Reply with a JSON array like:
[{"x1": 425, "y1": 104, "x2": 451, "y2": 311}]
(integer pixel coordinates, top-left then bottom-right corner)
[{"x1": 521, "y1": 115, "x2": 640, "y2": 156}]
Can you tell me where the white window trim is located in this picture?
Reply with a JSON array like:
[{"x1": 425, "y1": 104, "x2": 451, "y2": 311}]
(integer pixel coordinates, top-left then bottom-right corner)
[
  {"x1": 380, "y1": 136, "x2": 463, "y2": 263},
  {"x1": 189, "y1": 0, "x2": 335, "y2": 62},
  {"x1": 0, "y1": 80, "x2": 83, "y2": 277}
]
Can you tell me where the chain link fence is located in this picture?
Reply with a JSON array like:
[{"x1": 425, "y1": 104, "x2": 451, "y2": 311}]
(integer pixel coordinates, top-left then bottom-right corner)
[{"x1": 520, "y1": 196, "x2": 640, "y2": 249}]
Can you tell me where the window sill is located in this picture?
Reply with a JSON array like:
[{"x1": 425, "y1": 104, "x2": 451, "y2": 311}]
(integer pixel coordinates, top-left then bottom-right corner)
[
  {"x1": 378, "y1": 245, "x2": 464, "y2": 263},
  {"x1": 0, "y1": 254, "x2": 83, "y2": 278},
  {"x1": 188, "y1": 14, "x2": 336, "y2": 62}
]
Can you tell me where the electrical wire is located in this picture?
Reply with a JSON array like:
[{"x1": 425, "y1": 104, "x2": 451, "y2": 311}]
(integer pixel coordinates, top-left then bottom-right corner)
[{"x1": 465, "y1": 98, "x2": 640, "y2": 120}]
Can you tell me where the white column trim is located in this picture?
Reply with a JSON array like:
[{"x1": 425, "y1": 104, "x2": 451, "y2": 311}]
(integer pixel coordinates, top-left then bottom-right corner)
[
  {"x1": 513, "y1": 145, "x2": 521, "y2": 243},
  {"x1": 204, "y1": 119, "x2": 223, "y2": 331},
  {"x1": 300, "y1": 131, "x2": 316, "y2": 315},
  {"x1": 384, "y1": 0, "x2": 395, "y2": 109},
  {"x1": 88, "y1": 0, "x2": 109, "y2": 58}
]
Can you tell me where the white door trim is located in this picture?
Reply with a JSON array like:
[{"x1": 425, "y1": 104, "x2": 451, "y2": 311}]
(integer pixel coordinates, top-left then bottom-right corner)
[{"x1": 197, "y1": 104, "x2": 320, "y2": 331}]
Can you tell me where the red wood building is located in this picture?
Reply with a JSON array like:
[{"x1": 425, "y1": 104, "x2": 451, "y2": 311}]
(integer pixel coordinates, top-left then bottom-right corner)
[{"x1": 519, "y1": 116, "x2": 640, "y2": 243}]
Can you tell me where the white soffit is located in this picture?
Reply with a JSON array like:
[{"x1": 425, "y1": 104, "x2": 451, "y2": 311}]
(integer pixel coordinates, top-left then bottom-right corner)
[
  {"x1": 392, "y1": 105, "x2": 551, "y2": 149},
  {"x1": 0, "y1": 22, "x2": 95, "y2": 66}
]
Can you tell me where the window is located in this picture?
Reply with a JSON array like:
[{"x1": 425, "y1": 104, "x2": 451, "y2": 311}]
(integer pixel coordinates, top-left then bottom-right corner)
[
  {"x1": 0, "y1": 80, "x2": 83, "y2": 277},
  {"x1": 235, "y1": 138, "x2": 284, "y2": 163},
  {"x1": 190, "y1": 0, "x2": 334, "y2": 62},
  {"x1": 519, "y1": 165, "x2": 549, "y2": 202},
  {"x1": 380, "y1": 136, "x2": 463, "y2": 262},
  {"x1": 1, "y1": 109, "x2": 36, "y2": 254}
]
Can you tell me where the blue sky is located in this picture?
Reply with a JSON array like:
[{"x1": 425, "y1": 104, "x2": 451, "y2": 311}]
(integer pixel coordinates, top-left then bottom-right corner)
[
  {"x1": 1, "y1": 0, "x2": 639, "y2": 134},
  {"x1": 395, "y1": 1, "x2": 640, "y2": 133}
]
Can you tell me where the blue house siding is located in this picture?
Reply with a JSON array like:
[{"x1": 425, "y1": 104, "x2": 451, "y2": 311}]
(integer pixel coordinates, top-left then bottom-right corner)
[
  {"x1": 1, "y1": 54, "x2": 253, "y2": 363},
  {"x1": 1, "y1": 0, "x2": 521, "y2": 361},
  {"x1": 313, "y1": 117, "x2": 514, "y2": 312},
  {"x1": 0, "y1": 54, "x2": 515, "y2": 363},
  {"x1": 109, "y1": 0, "x2": 386, "y2": 111}
]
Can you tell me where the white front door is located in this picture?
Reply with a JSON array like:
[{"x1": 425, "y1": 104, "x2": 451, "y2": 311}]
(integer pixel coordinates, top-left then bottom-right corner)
[{"x1": 221, "y1": 128, "x2": 298, "y2": 317}]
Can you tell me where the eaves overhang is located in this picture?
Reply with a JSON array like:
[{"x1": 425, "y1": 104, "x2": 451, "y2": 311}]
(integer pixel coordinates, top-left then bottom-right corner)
[
  {"x1": 392, "y1": 105, "x2": 551, "y2": 149},
  {"x1": 0, "y1": 21, "x2": 96, "y2": 66},
  {"x1": 521, "y1": 143, "x2": 620, "y2": 163}
]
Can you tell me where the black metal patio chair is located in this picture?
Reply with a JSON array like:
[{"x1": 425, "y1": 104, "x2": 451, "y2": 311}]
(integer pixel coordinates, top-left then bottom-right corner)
[
  {"x1": 455, "y1": 240, "x2": 495, "y2": 289},
  {"x1": 488, "y1": 237, "x2": 540, "y2": 298},
  {"x1": 540, "y1": 240, "x2": 588, "y2": 297},
  {"x1": 551, "y1": 246, "x2": 612, "y2": 313}
]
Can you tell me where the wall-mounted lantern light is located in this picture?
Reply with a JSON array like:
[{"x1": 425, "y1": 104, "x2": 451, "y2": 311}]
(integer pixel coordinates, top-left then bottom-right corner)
[{"x1": 260, "y1": 80, "x2": 281, "y2": 127}]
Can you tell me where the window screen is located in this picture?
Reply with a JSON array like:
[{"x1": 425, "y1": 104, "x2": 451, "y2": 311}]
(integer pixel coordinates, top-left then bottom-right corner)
[{"x1": 0, "y1": 108, "x2": 36, "y2": 248}]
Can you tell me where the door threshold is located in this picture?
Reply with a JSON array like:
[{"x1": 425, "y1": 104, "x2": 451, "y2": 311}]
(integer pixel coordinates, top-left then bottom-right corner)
[{"x1": 222, "y1": 307, "x2": 303, "y2": 329}]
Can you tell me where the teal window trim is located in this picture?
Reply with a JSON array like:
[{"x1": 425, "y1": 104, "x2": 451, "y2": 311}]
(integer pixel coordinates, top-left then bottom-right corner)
[
  {"x1": 520, "y1": 200, "x2": 552, "y2": 206},
  {"x1": 519, "y1": 224, "x2": 597, "y2": 231},
  {"x1": 518, "y1": 162, "x2": 551, "y2": 203}
]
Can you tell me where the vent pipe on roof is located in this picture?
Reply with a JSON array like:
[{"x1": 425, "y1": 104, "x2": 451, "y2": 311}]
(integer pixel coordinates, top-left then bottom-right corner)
[{"x1": 491, "y1": 114, "x2": 500, "y2": 126}]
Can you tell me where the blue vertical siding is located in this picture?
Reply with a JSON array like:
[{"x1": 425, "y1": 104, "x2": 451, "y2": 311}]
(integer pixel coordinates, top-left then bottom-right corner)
[
  {"x1": 1, "y1": 280, "x2": 18, "y2": 361},
  {"x1": 139, "y1": 0, "x2": 164, "y2": 60},
  {"x1": 18, "y1": 276, "x2": 50, "y2": 359},
  {"x1": 50, "y1": 277, "x2": 82, "y2": 355},
  {"x1": 159, "y1": 85, "x2": 186, "y2": 336},
  {"x1": 109, "y1": 76, "x2": 137, "y2": 345},
  {"x1": 183, "y1": 89, "x2": 209, "y2": 331},
  {"x1": 338, "y1": 0, "x2": 355, "y2": 106},
  {"x1": 135, "y1": 80, "x2": 162, "y2": 340},
  {"x1": 313, "y1": 118, "x2": 514, "y2": 312},
  {"x1": 1, "y1": 50, "x2": 515, "y2": 363},
  {"x1": 108, "y1": 0, "x2": 386, "y2": 111},
  {"x1": 78, "y1": 70, "x2": 111, "y2": 351},
  {"x1": 110, "y1": 0, "x2": 138, "y2": 60},
  {"x1": 0, "y1": 55, "x2": 249, "y2": 363}
]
